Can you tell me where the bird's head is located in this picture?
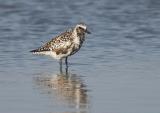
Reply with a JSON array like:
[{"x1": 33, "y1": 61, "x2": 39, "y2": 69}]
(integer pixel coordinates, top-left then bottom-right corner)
[{"x1": 75, "y1": 23, "x2": 91, "y2": 34}]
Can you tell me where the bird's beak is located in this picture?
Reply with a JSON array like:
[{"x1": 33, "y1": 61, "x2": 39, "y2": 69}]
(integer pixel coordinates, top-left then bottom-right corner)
[{"x1": 85, "y1": 29, "x2": 91, "y2": 34}]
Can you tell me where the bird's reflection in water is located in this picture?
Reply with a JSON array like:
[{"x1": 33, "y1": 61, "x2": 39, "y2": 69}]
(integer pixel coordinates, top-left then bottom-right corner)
[{"x1": 34, "y1": 67, "x2": 89, "y2": 112}]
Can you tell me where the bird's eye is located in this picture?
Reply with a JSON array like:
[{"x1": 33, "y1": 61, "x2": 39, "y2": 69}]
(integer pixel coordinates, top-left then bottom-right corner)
[{"x1": 78, "y1": 27, "x2": 85, "y2": 30}]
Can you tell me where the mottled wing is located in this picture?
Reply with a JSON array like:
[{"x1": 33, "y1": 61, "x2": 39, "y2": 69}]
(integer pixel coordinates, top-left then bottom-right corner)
[
  {"x1": 30, "y1": 31, "x2": 73, "y2": 54},
  {"x1": 50, "y1": 32, "x2": 73, "y2": 50}
]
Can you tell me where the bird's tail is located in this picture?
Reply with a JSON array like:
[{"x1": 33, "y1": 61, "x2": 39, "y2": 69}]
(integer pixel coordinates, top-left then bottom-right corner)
[{"x1": 30, "y1": 47, "x2": 50, "y2": 55}]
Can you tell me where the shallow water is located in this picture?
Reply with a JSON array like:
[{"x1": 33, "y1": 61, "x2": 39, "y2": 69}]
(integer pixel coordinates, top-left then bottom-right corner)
[{"x1": 1, "y1": 0, "x2": 160, "y2": 113}]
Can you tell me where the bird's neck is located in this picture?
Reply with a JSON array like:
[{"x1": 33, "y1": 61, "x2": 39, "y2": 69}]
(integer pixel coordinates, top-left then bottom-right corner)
[
  {"x1": 72, "y1": 29, "x2": 80, "y2": 44},
  {"x1": 72, "y1": 29, "x2": 85, "y2": 45}
]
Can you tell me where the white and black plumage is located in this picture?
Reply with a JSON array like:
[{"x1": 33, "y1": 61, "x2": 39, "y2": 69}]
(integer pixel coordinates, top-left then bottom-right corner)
[{"x1": 30, "y1": 23, "x2": 91, "y2": 72}]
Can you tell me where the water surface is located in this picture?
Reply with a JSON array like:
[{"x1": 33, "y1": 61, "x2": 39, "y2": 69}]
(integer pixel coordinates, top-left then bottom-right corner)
[{"x1": 0, "y1": 0, "x2": 160, "y2": 113}]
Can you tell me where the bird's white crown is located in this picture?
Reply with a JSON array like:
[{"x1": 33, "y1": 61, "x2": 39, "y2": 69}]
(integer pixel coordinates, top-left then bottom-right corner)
[{"x1": 75, "y1": 23, "x2": 87, "y2": 30}]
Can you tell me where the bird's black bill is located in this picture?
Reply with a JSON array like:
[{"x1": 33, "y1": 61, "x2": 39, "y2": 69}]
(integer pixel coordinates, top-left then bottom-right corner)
[{"x1": 85, "y1": 29, "x2": 91, "y2": 34}]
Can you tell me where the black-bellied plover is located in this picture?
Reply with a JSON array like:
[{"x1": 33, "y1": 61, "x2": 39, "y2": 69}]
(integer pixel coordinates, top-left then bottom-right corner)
[{"x1": 30, "y1": 23, "x2": 91, "y2": 72}]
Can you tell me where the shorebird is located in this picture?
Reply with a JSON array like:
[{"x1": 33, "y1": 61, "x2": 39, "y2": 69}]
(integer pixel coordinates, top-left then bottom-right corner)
[{"x1": 30, "y1": 23, "x2": 91, "y2": 72}]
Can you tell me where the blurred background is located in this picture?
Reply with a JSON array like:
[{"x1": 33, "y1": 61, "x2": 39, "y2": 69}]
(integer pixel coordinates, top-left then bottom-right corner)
[{"x1": 0, "y1": 0, "x2": 160, "y2": 113}]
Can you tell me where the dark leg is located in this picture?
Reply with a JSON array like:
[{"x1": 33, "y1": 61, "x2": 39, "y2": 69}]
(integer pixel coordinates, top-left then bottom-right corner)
[
  {"x1": 65, "y1": 57, "x2": 68, "y2": 67},
  {"x1": 65, "y1": 57, "x2": 68, "y2": 74},
  {"x1": 65, "y1": 66, "x2": 68, "y2": 75},
  {"x1": 59, "y1": 59, "x2": 62, "y2": 73}
]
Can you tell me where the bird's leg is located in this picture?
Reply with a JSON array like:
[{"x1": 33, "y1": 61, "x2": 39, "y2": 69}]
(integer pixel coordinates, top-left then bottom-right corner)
[
  {"x1": 59, "y1": 59, "x2": 62, "y2": 73},
  {"x1": 65, "y1": 66, "x2": 68, "y2": 75},
  {"x1": 65, "y1": 57, "x2": 68, "y2": 68},
  {"x1": 65, "y1": 57, "x2": 68, "y2": 74}
]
